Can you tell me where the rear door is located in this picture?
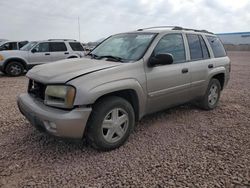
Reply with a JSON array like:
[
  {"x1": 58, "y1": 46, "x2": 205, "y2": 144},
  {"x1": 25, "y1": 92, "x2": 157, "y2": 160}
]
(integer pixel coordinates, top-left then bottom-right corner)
[
  {"x1": 49, "y1": 42, "x2": 68, "y2": 61},
  {"x1": 145, "y1": 33, "x2": 191, "y2": 114},
  {"x1": 186, "y1": 34, "x2": 213, "y2": 98},
  {"x1": 28, "y1": 42, "x2": 52, "y2": 64}
]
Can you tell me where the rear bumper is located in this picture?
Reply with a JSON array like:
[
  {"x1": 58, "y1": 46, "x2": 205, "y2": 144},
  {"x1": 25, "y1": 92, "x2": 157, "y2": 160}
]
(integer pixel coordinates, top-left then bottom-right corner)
[{"x1": 17, "y1": 93, "x2": 92, "y2": 139}]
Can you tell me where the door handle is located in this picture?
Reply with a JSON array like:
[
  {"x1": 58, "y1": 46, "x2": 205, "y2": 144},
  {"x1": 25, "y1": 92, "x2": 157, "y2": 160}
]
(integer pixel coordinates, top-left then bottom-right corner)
[
  {"x1": 182, "y1": 68, "x2": 188, "y2": 74},
  {"x1": 64, "y1": 52, "x2": 69, "y2": 55},
  {"x1": 45, "y1": 53, "x2": 50, "y2": 55},
  {"x1": 208, "y1": 64, "x2": 214, "y2": 69}
]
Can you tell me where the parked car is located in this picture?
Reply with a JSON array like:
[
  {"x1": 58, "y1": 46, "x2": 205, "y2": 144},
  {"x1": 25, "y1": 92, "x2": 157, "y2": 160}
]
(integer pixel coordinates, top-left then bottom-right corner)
[
  {"x1": 0, "y1": 39, "x2": 8, "y2": 43},
  {"x1": 17, "y1": 26, "x2": 230, "y2": 150},
  {"x1": 0, "y1": 39, "x2": 85, "y2": 76},
  {"x1": 0, "y1": 40, "x2": 28, "y2": 51}
]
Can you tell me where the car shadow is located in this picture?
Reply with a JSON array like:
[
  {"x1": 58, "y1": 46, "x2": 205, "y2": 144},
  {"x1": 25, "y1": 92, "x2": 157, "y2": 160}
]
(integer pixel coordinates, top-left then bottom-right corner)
[
  {"x1": 136, "y1": 103, "x2": 200, "y2": 127},
  {"x1": 18, "y1": 103, "x2": 201, "y2": 156},
  {"x1": 0, "y1": 71, "x2": 26, "y2": 77}
]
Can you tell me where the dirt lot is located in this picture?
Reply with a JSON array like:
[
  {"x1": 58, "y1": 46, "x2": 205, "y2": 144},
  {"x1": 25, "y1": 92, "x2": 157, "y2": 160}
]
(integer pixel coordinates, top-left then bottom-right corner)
[{"x1": 0, "y1": 51, "x2": 249, "y2": 187}]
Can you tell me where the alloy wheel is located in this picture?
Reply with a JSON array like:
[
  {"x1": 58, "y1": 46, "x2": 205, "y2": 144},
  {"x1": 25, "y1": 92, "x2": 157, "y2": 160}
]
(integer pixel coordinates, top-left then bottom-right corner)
[{"x1": 101, "y1": 108, "x2": 129, "y2": 143}]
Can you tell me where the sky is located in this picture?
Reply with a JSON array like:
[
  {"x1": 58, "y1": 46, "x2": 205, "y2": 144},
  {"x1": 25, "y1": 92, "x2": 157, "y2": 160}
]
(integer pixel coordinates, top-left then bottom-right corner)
[{"x1": 0, "y1": 0, "x2": 249, "y2": 42}]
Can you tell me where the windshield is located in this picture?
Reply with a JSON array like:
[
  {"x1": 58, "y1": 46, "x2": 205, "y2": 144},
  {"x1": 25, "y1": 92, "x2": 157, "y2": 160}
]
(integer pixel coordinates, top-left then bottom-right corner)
[
  {"x1": 90, "y1": 33, "x2": 156, "y2": 62},
  {"x1": 20, "y1": 41, "x2": 37, "y2": 51}
]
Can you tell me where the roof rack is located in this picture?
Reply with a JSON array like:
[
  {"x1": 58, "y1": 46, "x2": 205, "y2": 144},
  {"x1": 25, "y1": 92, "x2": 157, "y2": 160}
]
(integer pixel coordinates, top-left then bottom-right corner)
[
  {"x1": 137, "y1": 26, "x2": 180, "y2": 31},
  {"x1": 137, "y1": 26, "x2": 214, "y2": 34},
  {"x1": 48, "y1": 39, "x2": 77, "y2": 41},
  {"x1": 172, "y1": 27, "x2": 214, "y2": 34}
]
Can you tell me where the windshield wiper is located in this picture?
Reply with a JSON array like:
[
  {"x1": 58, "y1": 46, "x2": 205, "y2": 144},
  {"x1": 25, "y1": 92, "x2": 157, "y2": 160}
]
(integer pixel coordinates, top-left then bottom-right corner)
[
  {"x1": 86, "y1": 53, "x2": 99, "y2": 59},
  {"x1": 86, "y1": 53, "x2": 125, "y2": 62},
  {"x1": 96, "y1": 55, "x2": 124, "y2": 62}
]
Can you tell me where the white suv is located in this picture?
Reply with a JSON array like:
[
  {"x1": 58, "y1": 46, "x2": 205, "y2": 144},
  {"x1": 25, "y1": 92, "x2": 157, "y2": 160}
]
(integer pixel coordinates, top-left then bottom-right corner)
[{"x1": 0, "y1": 39, "x2": 85, "y2": 76}]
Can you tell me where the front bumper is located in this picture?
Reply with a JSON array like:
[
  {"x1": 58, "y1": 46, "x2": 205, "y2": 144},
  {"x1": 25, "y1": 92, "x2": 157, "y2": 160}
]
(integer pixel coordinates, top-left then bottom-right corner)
[{"x1": 17, "y1": 94, "x2": 92, "y2": 139}]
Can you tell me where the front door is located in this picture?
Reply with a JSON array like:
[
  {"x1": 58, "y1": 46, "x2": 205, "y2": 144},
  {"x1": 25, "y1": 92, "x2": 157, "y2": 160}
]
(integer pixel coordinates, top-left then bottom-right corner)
[
  {"x1": 145, "y1": 33, "x2": 191, "y2": 114},
  {"x1": 28, "y1": 42, "x2": 52, "y2": 65}
]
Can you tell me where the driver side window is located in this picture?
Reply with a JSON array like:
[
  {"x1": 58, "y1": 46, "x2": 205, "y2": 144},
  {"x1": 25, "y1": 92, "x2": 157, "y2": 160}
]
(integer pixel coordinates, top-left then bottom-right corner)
[
  {"x1": 153, "y1": 34, "x2": 186, "y2": 63},
  {"x1": 33, "y1": 42, "x2": 49, "y2": 52}
]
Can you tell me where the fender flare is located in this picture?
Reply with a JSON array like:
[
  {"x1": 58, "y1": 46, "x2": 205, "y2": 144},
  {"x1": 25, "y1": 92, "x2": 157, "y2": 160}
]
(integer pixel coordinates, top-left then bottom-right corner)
[
  {"x1": 74, "y1": 79, "x2": 147, "y2": 119},
  {"x1": 208, "y1": 66, "x2": 226, "y2": 81},
  {"x1": 3, "y1": 57, "x2": 28, "y2": 70}
]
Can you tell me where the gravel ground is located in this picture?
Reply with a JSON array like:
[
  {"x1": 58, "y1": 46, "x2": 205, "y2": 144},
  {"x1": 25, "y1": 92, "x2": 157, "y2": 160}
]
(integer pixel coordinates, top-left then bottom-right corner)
[{"x1": 0, "y1": 51, "x2": 249, "y2": 188}]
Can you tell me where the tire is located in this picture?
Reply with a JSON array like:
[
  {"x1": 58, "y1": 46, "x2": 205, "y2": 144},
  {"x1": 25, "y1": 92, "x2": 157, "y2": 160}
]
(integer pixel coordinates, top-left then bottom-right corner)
[
  {"x1": 5, "y1": 61, "x2": 24, "y2": 77},
  {"x1": 200, "y1": 78, "x2": 221, "y2": 110},
  {"x1": 1, "y1": 69, "x2": 6, "y2": 74},
  {"x1": 86, "y1": 96, "x2": 135, "y2": 151}
]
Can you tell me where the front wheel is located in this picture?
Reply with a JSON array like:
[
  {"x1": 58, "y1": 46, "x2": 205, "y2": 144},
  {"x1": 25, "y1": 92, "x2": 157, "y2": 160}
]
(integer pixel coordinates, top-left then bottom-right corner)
[
  {"x1": 86, "y1": 96, "x2": 135, "y2": 151},
  {"x1": 200, "y1": 79, "x2": 221, "y2": 110},
  {"x1": 5, "y1": 62, "x2": 24, "y2": 77}
]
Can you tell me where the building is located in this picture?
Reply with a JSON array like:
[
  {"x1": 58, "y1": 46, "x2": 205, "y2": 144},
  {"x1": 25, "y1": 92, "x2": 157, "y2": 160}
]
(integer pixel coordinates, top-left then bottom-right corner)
[
  {"x1": 216, "y1": 32, "x2": 250, "y2": 51},
  {"x1": 217, "y1": 32, "x2": 250, "y2": 45}
]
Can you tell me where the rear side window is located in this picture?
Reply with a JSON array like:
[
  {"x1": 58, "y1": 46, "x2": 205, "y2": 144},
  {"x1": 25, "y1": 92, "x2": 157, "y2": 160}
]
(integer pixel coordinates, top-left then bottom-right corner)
[
  {"x1": 69, "y1": 42, "x2": 84, "y2": 51},
  {"x1": 206, "y1": 36, "x2": 226, "y2": 58},
  {"x1": 50, "y1": 42, "x2": 67, "y2": 52},
  {"x1": 2, "y1": 42, "x2": 18, "y2": 50},
  {"x1": 154, "y1": 34, "x2": 186, "y2": 63},
  {"x1": 187, "y1": 34, "x2": 203, "y2": 60},
  {"x1": 199, "y1": 36, "x2": 210, "y2": 59}
]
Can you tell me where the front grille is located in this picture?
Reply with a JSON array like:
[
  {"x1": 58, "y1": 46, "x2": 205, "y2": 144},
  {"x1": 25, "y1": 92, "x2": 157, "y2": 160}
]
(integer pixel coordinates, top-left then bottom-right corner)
[{"x1": 28, "y1": 79, "x2": 46, "y2": 100}]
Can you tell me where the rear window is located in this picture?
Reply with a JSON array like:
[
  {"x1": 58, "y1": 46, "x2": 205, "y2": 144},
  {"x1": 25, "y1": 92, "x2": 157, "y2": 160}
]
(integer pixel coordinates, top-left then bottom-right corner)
[
  {"x1": 69, "y1": 42, "x2": 84, "y2": 51},
  {"x1": 206, "y1": 36, "x2": 226, "y2": 58},
  {"x1": 50, "y1": 42, "x2": 67, "y2": 52}
]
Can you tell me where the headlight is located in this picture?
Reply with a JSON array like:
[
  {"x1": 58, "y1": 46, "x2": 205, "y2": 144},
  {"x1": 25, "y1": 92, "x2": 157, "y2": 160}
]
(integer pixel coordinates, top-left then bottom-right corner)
[
  {"x1": 0, "y1": 55, "x2": 4, "y2": 61},
  {"x1": 44, "y1": 85, "x2": 76, "y2": 109}
]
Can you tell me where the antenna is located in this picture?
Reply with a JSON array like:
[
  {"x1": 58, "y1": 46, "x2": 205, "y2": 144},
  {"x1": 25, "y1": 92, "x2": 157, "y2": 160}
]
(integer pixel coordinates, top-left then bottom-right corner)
[{"x1": 78, "y1": 16, "x2": 81, "y2": 41}]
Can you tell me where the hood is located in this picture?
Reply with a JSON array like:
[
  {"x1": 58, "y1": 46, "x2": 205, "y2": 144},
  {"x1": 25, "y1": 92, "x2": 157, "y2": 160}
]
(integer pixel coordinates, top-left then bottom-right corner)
[{"x1": 26, "y1": 58, "x2": 122, "y2": 83}]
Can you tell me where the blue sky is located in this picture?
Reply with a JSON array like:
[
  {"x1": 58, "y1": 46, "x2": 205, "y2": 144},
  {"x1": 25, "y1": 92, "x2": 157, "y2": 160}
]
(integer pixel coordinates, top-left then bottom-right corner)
[{"x1": 0, "y1": 0, "x2": 249, "y2": 42}]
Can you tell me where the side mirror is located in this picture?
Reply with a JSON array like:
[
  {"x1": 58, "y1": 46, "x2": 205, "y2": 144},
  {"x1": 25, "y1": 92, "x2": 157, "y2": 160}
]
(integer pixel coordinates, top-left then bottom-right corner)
[
  {"x1": 148, "y1": 53, "x2": 174, "y2": 67},
  {"x1": 31, "y1": 48, "x2": 37, "y2": 53}
]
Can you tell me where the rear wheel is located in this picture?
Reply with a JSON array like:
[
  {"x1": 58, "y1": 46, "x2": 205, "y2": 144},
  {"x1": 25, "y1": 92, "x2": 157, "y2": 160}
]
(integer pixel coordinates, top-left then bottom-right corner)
[
  {"x1": 86, "y1": 96, "x2": 135, "y2": 151},
  {"x1": 5, "y1": 62, "x2": 24, "y2": 76},
  {"x1": 200, "y1": 79, "x2": 221, "y2": 110}
]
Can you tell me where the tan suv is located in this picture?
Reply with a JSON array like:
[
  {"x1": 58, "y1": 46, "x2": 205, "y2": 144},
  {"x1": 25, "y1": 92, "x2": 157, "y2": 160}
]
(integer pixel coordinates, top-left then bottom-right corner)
[{"x1": 17, "y1": 26, "x2": 230, "y2": 150}]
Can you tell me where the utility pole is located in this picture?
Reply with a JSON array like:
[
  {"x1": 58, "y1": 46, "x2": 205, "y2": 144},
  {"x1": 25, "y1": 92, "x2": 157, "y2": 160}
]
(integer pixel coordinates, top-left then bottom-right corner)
[{"x1": 78, "y1": 16, "x2": 81, "y2": 41}]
